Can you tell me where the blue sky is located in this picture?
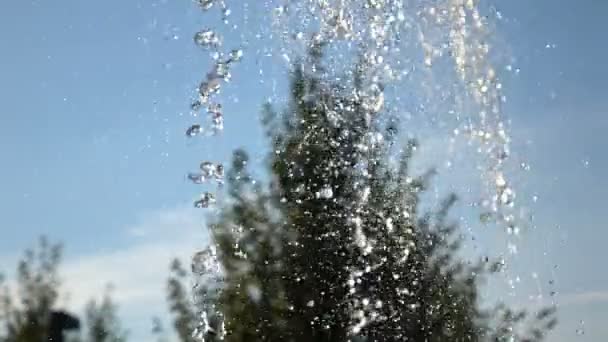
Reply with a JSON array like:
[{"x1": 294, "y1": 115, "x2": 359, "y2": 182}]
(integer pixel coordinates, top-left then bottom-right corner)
[{"x1": 0, "y1": 0, "x2": 607, "y2": 341}]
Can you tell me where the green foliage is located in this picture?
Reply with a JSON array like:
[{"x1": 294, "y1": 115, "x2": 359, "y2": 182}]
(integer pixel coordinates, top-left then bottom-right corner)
[
  {"x1": 84, "y1": 289, "x2": 127, "y2": 342},
  {"x1": 0, "y1": 238, "x2": 126, "y2": 342},
  {"x1": 197, "y1": 51, "x2": 556, "y2": 342},
  {"x1": 0, "y1": 237, "x2": 62, "y2": 342},
  {"x1": 166, "y1": 259, "x2": 197, "y2": 342}
]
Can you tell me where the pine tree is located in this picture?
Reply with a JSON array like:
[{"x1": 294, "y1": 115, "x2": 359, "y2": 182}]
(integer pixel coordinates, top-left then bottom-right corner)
[{"x1": 195, "y1": 48, "x2": 556, "y2": 342}]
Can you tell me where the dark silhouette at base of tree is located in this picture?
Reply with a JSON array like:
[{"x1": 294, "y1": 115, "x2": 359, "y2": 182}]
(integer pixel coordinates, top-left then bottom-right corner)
[{"x1": 49, "y1": 311, "x2": 80, "y2": 342}]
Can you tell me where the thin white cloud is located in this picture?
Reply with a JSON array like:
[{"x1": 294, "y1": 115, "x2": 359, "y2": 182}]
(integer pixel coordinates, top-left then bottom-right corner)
[
  {"x1": 0, "y1": 204, "x2": 210, "y2": 341},
  {"x1": 60, "y1": 204, "x2": 208, "y2": 309},
  {"x1": 0, "y1": 205, "x2": 207, "y2": 341},
  {"x1": 557, "y1": 291, "x2": 608, "y2": 307}
]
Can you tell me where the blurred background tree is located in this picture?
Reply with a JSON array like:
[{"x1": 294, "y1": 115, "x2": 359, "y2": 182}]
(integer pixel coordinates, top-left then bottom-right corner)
[
  {"x1": 82, "y1": 289, "x2": 127, "y2": 342},
  {"x1": 0, "y1": 238, "x2": 125, "y2": 342},
  {"x1": 165, "y1": 259, "x2": 197, "y2": 342}
]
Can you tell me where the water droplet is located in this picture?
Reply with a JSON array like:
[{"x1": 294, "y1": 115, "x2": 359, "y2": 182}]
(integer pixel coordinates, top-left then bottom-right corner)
[
  {"x1": 188, "y1": 172, "x2": 205, "y2": 184},
  {"x1": 194, "y1": 192, "x2": 216, "y2": 208},
  {"x1": 228, "y1": 49, "x2": 243, "y2": 62},
  {"x1": 211, "y1": 112, "x2": 224, "y2": 133},
  {"x1": 582, "y1": 159, "x2": 590, "y2": 168},
  {"x1": 499, "y1": 187, "x2": 515, "y2": 207},
  {"x1": 424, "y1": 55, "x2": 433, "y2": 67},
  {"x1": 222, "y1": 8, "x2": 231, "y2": 22},
  {"x1": 316, "y1": 187, "x2": 334, "y2": 199},
  {"x1": 495, "y1": 173, "x2": 507, "y2": 188},
  {"x1": 199, "y1": 79, "x2": 221, "y2": 103},
  {"x1": 191, "y1": 247, "x2": 218, "y2": 275},
  {"x1": 214, "y1": 164, "x2": 224, "y2": 183},
  {"x1": 191, "y1": 100, "x2": 202, "y2": 111},
  {"x1": 194, "y1": 29, "x2": 221, "y2": 48},
  {"x1": 197, "y1": 0, "x2": 214, "y2": 11},
  {"x1": 246, "y1": 285, "x2": 262, "y2": 303},
  {"x1": 186, "y1": 124, "x2": 202, "y2": 137},
  {"x1": 208, "y1": 103, "x2": 222, "y2": 115},
  {"x1": 200, "y1": 161, "x2": 216, "y2": 176},
  {"x1": 480, "y1": 212, "x2": 493, "y2": 223}
]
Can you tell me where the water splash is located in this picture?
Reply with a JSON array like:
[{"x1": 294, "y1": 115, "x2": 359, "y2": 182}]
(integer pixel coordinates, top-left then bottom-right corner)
[
  {"x1": 186, "y1": 0, "x2": 532, "y2": 338},
  {"x1": 187, "y1": 0, "x2": 243, "y2": 207},
  {"x1": 194, "y1": 192, "x2": 216, "y2": 208},
  {"x1": 191, "y1": 245, "x2": 224, "y2": 340},
  {"x1": 268, "y1": 0, "x2": 524, "y2": 334},
  {"x1": 187, "y1": 1, "x2": 244, "y2": 340},
  {"x1": 186, "y1": 124, "x2": 203, "y2": 137},
  {"x1": 194, "y1": 29, "x2": 222, "y2": 48}
]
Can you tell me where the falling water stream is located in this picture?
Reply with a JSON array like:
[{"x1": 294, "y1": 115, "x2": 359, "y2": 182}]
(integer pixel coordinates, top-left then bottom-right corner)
[{"x1": 185, "y1": 0, "x2": 531, "y2": 339}]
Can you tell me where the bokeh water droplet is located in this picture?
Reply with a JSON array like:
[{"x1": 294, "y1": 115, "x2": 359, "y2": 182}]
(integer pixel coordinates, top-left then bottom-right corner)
[
  {"x1": 194, "y1": 29, "x2": 221, "y2": 48},
  {"x1": 186, "y1": 124, "x2": 202, "y2": 137},
  {"x1": 194, "y1": 192, "x2": 216, "y2": 208}
]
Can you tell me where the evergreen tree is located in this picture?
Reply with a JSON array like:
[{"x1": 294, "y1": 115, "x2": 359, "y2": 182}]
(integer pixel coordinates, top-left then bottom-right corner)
[
  {"x1": 196, "y1": 48, "x2": 556, "y2": 342},
  {"x1": 166, "y1": 259, "x2": 197, "y2": 342}
]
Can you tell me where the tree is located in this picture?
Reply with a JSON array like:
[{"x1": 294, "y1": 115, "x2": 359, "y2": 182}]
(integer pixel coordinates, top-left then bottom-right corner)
[
  {"x1": 0, "y1": 238, "x2": 126, "y2": 342},
  {"x1": 195, "y1": 47, "x2": 556, "y2": 342},
  {"x1": 83, "y1": 289, "x2": 127, "y2": 342},
  {"x1": 165, "y1": 259, "x2": 197, "y2": 342},
  {"x1": 0, "y1": 237, "x2": 73, "y2": 342}
]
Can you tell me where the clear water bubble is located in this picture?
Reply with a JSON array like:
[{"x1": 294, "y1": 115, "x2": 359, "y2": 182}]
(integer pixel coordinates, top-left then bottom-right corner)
[
  {"x1": 499, "y1": 187, "x2": 516, "y2": 207},
  {"x1": 212, "y1": 62, "x2": 231, "y2": 80},
  {"x1": 211, "y1": 112, "x2": 224, "y2": 133},
  {"x1": 191, "y1": 100, "x2": 203, "y2": 112},
  {"x1": 208, "y1": 103, "x2": 222, "y2": 115},
  {"x1": 186, "y1": 124, "x2": 202, "y2": 137},
  {"x1": 221, "y1": 7, "x2": 231, "y2": 23},
  {"x1": 194, "y1": 29, "x2": 221, "y2": 48},
  {"x1": 194, "y1": 192, "x2": 216, "y2": 208},
  {"x1": 228, "y1": 49, "x2": 243, "y2": 63},
  {"x1": 188, "y1": 172, "x2": 206, "y2": 184},
  {"x1": 316, "y1": 187, "x2": 334, "y2": 199},
  {"x1": 197, "y1": 0, "x2": 214, "y2": 11},
  {"x1": 214, "y1": 164, "x2": 224, "y2": 183},
  {"x1": 191, "y1": 247, "x2": 219, "y2": 275},
  {"x1": 199, "y1": 79, "x2": 221, "y2": 103},
  {"x1": 199, "y1": 161, "x2": 214, "y2": 176},
  {"x1": 495, "y1": 173, "x2": 507, "y2": 188}
]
